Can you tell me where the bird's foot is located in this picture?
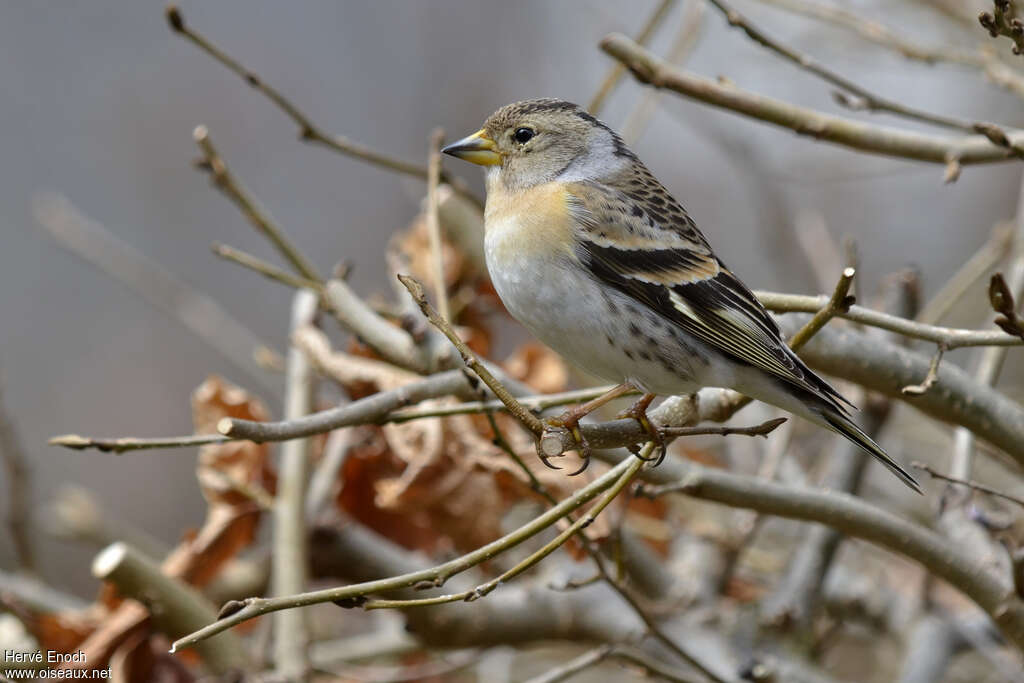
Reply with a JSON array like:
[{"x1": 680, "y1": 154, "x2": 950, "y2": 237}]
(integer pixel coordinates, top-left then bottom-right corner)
[
  {"x1": 616, "y1": 393, "x2": 667, "y2": 466},
  {"x1": 543, "y1": 408, "x2": 593, "y2": 476}
]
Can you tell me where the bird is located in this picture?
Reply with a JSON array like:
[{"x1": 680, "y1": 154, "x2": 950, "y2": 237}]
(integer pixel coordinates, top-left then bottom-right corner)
[{"x1": 441, "y1": 98, "x2": 920, "y2": 493}]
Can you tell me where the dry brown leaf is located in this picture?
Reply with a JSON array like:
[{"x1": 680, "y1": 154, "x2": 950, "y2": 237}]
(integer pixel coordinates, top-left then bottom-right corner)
[
  {"x1": 192, "y1": 375, "x2": 274, "y2": 508},
  {"x1": 502, "y1": 342, "x2": 569, "y2": 394}
]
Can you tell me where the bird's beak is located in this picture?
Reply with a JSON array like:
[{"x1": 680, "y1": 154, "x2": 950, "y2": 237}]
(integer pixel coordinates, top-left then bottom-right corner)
[{"x1": 441, "y1": 129, "x2": 501, "y2": 166}]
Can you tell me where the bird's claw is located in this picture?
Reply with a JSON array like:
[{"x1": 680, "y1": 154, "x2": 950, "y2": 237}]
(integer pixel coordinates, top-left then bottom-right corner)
[
  {"x1": 616, "y1": 393, "x2": 668, "y2": 467},
  {"x1": 542, "y1": 413, "x2": 592, "y2": 476}
]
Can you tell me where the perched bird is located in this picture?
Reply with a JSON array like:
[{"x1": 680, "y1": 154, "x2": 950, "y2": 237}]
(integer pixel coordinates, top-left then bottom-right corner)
[{"x1": 442, "y1": 98, "x2": 919, "y2": 492}]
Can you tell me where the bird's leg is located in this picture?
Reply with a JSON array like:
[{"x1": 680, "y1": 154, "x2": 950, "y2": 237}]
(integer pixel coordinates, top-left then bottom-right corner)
[
  {"x1": 542, "y1": 383, "x2": 634, "y2": 474},
  {"x1": 616, "y1": 393, "x2": 667, "y2": 466}
]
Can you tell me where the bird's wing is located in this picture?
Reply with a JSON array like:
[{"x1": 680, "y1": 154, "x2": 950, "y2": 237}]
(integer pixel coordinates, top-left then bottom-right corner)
[{"x1": 566, "y1": 180, "x2": 850, "y2": 409}]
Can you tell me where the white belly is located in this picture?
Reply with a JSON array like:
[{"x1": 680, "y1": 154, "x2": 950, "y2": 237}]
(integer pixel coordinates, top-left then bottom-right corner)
[{"x1": 484, "y1": 220, "x2": 709, "y2": 395}]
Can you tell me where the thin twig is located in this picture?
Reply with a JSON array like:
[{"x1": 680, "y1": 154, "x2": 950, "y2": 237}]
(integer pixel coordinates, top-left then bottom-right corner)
[
  {"x1": 979, "y1": 1, "x2": 1024, "y2": 56},
  {"x1": 164, "y1": 4, "x2": 480, "y2": 205},
  {"x1": 425, "y1": 128, "x2": 450, "y2": 322},
  {"x1": 599, "y1": 33, "x2": 1024, "y2": 167},
  {"x1": 585, "y1": 544, "x2": 727, "y2": 683},
  {"x1": 193, "y1": 125, "x2": 322, "y2": 283},
  {"x1": 212, "y1": 243, "x2": 322, "y2": 293},
  {"x1": 588, "y1": 0, "x2": 678, "y2": 115},
  {"x1": 626, "y1": 455, "x2": 1024, "y2": 651},
  {"x1": 170, "y1": 456, "x2": 637, "y2": 652},
  {"x1": 913, "y1": 462, "x2": 1024, "y2": 509},
  {"x1": 523, "y1": 645, "x2": 614, "y2": 683},
  {"x1": 754, "y1": 0, "x2": 1024, "y2": 100},
  {"x1": 788, "y1": 267, "x2": 856, "y2": 351},
  {"x1": 755, "y1": 290, "x2": 1023, "y2": 348},
  {"x1": 902, "y1": 342, "x2": 947, "y2": 396},
  {"x1": 991, "y1": 271, "x2": 1024, "y2": 340},
  {"x1": 707, "y1": 0, "x2": 991, "y2": 134},
  {"x1": 398, "y1": 275, "x2": 545, "y2": 435},
  {"x1": 660, "y1": 417, "x2": 787, "y2": 439},
  {"x1": 361, "y1": 455, "x2": 645, "y2": 610},
  {"x1": 606, "y1": 646, "x2": 706, "y2": 683},
  {"x1": 385, "y1": 385, "x2": 637, "y2": 423},
  {"x1": 49, "y1": 433, "x2": 228, "y2": 453}
]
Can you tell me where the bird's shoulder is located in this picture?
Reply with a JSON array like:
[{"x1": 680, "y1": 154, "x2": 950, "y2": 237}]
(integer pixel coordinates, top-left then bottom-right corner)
[{"x1": 563, "y1": 161, "x2": 711, "y2": 252}]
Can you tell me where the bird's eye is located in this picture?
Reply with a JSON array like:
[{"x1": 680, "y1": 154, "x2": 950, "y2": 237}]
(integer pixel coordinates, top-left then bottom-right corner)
[{"x1": 513, "y1": 127, "x2": 535, "y2": 144}]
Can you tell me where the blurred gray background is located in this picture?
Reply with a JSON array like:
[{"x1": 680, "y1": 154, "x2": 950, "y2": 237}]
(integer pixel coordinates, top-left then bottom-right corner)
[{"x1": 1, "y1": 0, "x2": 1021, "y2": 595}]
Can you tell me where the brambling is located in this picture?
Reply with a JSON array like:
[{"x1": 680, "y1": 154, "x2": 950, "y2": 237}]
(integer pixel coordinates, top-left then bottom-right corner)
[{"x1": 443, "y1": 98, "x2": 919, "y2": 492}]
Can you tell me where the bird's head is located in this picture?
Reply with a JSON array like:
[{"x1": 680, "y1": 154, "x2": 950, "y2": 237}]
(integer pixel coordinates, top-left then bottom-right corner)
[{"x1": 442, "y1": 98, "x2": 634, "y2": 191}]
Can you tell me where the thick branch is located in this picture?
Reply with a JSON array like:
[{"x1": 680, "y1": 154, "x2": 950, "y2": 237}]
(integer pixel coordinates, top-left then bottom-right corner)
[
  {"x1": 323, "y1": 278, "x2": 434, "y2": 374},
  {"x1": 628, "y1": 457, "x2": 1024, "y2": 651},
  {"x1": 93, "y1": 542, "x2": 247, "y2": 673},
  {"x1": 783, "y1": 316, "x2": 1024, "y2": 466}
]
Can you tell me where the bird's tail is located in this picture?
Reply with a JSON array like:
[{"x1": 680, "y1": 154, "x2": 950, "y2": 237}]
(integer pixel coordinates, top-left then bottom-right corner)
[{"x1": 820, "y1": 409, "x2": 921, "y2": 494}]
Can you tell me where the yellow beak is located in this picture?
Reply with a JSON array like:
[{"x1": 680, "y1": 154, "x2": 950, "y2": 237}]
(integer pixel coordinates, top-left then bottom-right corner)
[{"x1": 441, "y1": 129, "x2": 501, "y2": 166}]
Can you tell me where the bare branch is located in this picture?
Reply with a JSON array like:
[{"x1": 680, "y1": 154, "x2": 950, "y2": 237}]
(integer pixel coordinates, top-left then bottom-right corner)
[
  {"x1": 950, "y1": 175, "x2": 1024, "y2": 480},
  {"x1": 523, "y1": 646, "x2": 614, "y2": 683},
  {"x1": 193, "y1": 125, "x2": 322, "y2": 283},
  {"x1": 398, "y1": 275, "x2": 545, "y2": 435},
  {"x1": 599, "y1": 33, "x2": 1024, "y2": 166},
  {"x1": 757, "y1": 0, "x2": 1024, "y2": 99},
  {"x1": 901, "y1": 342, "x2": 946, "y2": 396},
  {"x1": 323, "y1": 278, "x2": 434, "y2": 374},
  {"x1": 170, "y1": 456, "x2": 637, "y2": 652},
  {"x1": 914, "y1": 461, "x2": 1024, "y2": 509},
  {"x1": 272, "y1": 290, "x2": 318, "y2": 680},
  {"x1": 979, "y1": 1, "x2": 1024, "y2": 56},
  {"x1": 164, "y1": 4, "x2": 480, "y2": 205},
  {"x1": 661, "y1": 417, "x2": 787, "y2": 438},
  {"x1": 783, "y1": 316, "x2": 1024, "y2": 466},
  {"x1": 756, "y1": 290, "x2": 1023, "y2": 348},
  {"x1": 425, "y1": 128, "x2": 450, "y2": 322},
  {"x1": 49, "y1": 433, "x2": 228, "y2": 453},
  {"x1": 361, "y1": 455, "x2": 644, "y2": 611},
  {"x1": 628, "y1": 456, "x2": 1024, "y2": 651},
  {"x1": 212, "y1": 243, "x2": 322, "y2": 293},
  {"x1": 707, "y1": 0, "x2": 987, "y2": 133},
  {"x1": 788, "y1": 267, "x2": 855, "y2": 351},
  {"x1": 93, "y1": 542, "x2": 247, "y2": 673}
]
